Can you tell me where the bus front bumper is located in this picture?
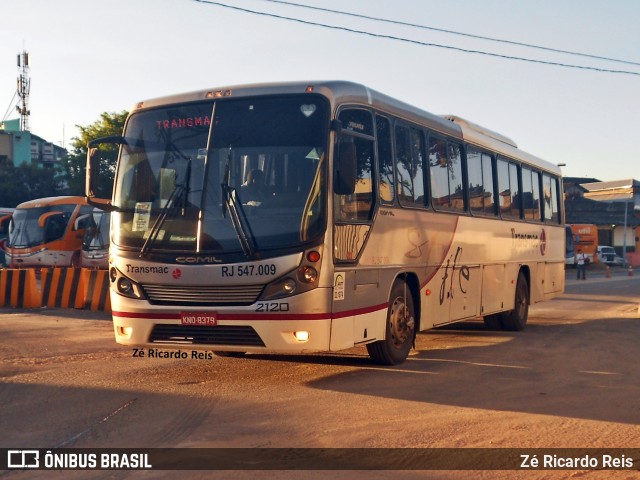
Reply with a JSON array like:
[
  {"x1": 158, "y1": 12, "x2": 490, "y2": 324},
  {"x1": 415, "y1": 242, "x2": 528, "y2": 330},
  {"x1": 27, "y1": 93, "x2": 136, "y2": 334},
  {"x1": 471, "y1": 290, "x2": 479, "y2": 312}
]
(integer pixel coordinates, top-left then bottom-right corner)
[{"x1": 112, "y1": 311, "x2": 333, "y2": 354}]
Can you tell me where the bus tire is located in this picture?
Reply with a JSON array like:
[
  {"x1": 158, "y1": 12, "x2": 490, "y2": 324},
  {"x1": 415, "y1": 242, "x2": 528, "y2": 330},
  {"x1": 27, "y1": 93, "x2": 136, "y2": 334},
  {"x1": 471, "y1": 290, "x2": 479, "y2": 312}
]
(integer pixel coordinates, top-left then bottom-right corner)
[
  {"x1": 499, "y1": 271, "x2": 529, "y2": 331},
  {"x1": 366, "y1": 279, "x2": 415, "y2": 365},
  {"x1": 213, "y1": 351, "x2": 246, "y2": 358}
]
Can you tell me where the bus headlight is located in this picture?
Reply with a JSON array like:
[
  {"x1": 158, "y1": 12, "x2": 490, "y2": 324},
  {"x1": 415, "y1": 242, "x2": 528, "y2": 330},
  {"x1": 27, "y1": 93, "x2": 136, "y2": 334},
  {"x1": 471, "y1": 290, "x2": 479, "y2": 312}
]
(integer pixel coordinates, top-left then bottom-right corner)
[
  {"x1": 110, "y1": 267, "x2": 145, "y2": 300},
  {"x1": 282, "y1": 278, "x2": 297, "y2": 293},
  {"x1": 259, "y1": 249, "x2": 321, "y2": 301},
  {"x1": 298, "y1": 266, "x2": 318, "y2": 283},
  {"x1": 117, "y1": 277, "x2": 134, "y2": 295},
  {"x1": 261, "y1": 276, "x2": 297, "y2": 300}
]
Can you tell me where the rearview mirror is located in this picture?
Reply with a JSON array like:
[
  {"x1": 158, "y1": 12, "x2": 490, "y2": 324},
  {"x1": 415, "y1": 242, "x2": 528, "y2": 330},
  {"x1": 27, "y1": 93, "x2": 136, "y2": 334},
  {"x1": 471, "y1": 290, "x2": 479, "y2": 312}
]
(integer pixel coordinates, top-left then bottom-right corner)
[
  {"x1": 86, "y1": 135, "x2": 125, "y2": 211},
  {"x1": 334, "y1": 141, "x2": 357, "y2": 195},
  {"x1": 38, "y1": 211, "x2": 64, "y2": 228}
]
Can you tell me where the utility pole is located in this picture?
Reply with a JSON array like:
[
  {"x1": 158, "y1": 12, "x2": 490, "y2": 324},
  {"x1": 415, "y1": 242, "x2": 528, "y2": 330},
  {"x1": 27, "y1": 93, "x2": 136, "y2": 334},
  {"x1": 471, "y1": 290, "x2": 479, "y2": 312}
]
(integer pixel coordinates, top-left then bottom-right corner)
[{"x1": 16, "y1": 50, "x2": 30, "y2": 132}]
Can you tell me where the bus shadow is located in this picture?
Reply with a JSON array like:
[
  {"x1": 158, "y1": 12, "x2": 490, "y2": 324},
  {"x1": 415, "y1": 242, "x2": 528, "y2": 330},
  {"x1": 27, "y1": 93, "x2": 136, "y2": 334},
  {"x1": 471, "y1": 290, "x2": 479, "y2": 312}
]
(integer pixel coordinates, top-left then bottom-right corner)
[{"x1": 301, "y1": 317, "x2": 640, "y2": 426}]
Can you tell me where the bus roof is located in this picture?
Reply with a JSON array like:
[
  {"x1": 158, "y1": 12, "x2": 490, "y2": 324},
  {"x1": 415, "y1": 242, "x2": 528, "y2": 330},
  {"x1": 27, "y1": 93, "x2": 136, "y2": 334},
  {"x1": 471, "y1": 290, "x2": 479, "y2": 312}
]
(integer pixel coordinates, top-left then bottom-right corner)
[
  {"x1": 16, "y1": 196, "x2": 89, "y2": 210},
  {"x1": 131, "y1": 80, "x2": 560, "y2": 175}
]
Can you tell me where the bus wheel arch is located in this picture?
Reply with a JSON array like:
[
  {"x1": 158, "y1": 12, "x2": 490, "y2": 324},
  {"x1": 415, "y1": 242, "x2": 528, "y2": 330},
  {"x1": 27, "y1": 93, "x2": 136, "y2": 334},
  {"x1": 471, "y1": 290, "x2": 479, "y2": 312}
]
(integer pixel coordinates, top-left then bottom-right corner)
[{"x1": 366, "y1": 273, "x2": 418, "y2": 365}]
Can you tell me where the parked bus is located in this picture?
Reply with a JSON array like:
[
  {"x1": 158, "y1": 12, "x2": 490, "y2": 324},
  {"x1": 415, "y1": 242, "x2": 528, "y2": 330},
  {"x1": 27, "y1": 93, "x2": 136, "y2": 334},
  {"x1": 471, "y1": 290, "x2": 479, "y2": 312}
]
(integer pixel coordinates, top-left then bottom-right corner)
[
  {"x1": 568, "y1": 224, "x2": 598, "y2": 264},
  {"x1": 5, "y1": 196, "x2": 93, "y2": 268},
  {"x1": 565, "y1": 225, "x2": 575, "y2": 267},
  {"x1": 0, "y1": 208, "x2": 15, "y2": 267},
  {"x1": 86, "y1": 81, "x2": 565, "y2": 365},
  {"x1": 80, "y1": 209, "x2": 110, "y2": 269}
]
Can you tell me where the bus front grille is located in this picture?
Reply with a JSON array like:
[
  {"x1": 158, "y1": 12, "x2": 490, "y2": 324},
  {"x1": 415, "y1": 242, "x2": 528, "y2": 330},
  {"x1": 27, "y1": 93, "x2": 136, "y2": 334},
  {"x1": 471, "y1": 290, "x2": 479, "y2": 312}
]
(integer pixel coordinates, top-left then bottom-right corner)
[
  {"x1": 141, "y1": 284, "x2": 264, "y2": 306},
  {"x1": 149, "y1": 324, "x2": 265, "y2": 347}
]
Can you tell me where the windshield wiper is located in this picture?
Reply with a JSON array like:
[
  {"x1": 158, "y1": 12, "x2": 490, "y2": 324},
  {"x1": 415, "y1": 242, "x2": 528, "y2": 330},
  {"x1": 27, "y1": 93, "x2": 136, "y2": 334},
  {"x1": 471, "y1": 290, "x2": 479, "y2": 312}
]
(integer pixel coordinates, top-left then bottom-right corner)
[
  {"x1": 139, "y1": 160, "x2": 191, "y2": 258},
  {"x1": 221, "y1": 148, "x2": 257, "y2": 259}
]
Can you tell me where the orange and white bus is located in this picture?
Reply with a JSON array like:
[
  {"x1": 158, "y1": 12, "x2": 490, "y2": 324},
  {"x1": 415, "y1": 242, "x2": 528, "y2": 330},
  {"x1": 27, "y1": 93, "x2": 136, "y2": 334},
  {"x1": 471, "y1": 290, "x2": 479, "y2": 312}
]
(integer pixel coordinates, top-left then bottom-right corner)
[
  {"x1": 5, "y1": 196, "x2": 93, "y2": 268},
  {"x1": 0, "y1": 208, "x2": 15, "y2": 266},
  {"x1": 568, "y1": 224, "x2": 598, "y2": 264},
  {"x1": 86, "y1": 81, "x2": 565, "y2": 365}
]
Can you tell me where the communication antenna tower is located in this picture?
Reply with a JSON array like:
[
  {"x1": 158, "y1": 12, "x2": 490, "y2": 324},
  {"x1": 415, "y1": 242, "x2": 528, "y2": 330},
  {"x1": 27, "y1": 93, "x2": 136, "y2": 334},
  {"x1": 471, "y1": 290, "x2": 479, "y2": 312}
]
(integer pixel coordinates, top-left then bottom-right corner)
[{"x1": 16, "y1": 50, "x2": 30, "y2": 131}]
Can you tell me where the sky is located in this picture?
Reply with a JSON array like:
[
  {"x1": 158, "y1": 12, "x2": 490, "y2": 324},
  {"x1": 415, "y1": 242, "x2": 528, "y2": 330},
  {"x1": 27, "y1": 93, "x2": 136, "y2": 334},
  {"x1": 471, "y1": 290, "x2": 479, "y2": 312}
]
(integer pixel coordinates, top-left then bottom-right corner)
[{"x1": 1, "y1": 0, "x2": 639, "y2": 182}]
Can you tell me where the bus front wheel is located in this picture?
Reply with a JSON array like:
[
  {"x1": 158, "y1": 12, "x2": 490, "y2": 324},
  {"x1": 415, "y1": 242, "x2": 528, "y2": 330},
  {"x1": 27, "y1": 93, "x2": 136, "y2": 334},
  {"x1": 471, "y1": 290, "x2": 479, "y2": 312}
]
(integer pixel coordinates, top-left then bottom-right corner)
[{"x1": 367, "y1": 279, "x2": 415, "y2": 365}]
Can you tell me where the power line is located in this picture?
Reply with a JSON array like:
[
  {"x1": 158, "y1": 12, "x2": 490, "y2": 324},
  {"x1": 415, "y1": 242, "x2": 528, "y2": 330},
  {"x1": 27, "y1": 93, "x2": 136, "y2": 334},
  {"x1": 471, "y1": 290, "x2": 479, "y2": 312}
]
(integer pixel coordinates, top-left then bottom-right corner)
[
  {"x1": 193, "y1": 0, "x2": 640, "y2": 76},
  {"x1": 261, "y1": 0, "x2": 640, "y2": 68}
]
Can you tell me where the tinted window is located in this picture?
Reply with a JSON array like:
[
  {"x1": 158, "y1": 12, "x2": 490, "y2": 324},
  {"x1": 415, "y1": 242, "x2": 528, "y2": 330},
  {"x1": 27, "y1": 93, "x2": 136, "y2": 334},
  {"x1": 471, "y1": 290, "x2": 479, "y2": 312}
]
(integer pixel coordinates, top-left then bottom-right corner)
[
  {"x1": 522, "y1": 167, "x2": 541, "y2": 221},
  {"x1": 395, "y1": 125, "x2": 426, "y2": 208},
  {"x1": 509, "y1": 163, "x2": 521, "y2": 218},
  {"x1": 376, "y1": 115, "x2": 394, "y2": 203},
  {"x1": 429, "y1": 138, "x2": 464, "y2": 212},
  {"x1": 543, "y1": 174, "x2": 561, "y2": 224},
  {"x1": 497, "y1": 158, "x2": 510, "y2": 216},
  {"x1": 339, "y1": 109, "x2": 374, "y2": 136},
  {"x1": 497, "y1": 157, "x2": 521, "y2": 219},
  {"x1": 467, "y1": 149, "x2": 496, "y2": 216}
]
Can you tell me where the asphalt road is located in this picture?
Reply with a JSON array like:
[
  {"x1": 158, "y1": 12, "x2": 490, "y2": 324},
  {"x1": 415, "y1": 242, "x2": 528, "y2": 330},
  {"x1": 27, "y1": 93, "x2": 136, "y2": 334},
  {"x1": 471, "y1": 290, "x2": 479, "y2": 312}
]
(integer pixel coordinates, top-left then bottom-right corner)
[{"x1": 1, "y1": 268, "x2": 639, "y2": 479}]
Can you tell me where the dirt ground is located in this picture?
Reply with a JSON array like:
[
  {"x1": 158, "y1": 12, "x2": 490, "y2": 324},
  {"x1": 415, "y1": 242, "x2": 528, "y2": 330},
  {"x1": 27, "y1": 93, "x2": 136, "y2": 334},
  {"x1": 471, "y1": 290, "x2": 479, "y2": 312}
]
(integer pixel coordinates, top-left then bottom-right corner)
[{"x1": 1, "y1": 268, "x2": 639, "y2": 479}]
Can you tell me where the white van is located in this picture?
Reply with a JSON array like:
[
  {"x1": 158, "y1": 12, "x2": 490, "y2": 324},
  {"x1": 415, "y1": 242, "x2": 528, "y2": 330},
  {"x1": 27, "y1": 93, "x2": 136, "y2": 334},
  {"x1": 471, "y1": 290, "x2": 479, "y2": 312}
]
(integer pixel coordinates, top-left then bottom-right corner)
[{"x1": 596, "y1": 246, "x2": 616, "y2": 265}]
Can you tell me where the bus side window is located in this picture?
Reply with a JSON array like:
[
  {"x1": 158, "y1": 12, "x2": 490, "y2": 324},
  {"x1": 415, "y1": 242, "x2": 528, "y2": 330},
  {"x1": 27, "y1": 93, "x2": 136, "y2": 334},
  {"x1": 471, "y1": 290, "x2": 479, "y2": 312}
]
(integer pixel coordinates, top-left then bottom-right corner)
[
  {"x1": 543, "y1": 174, "x2": 561, "y2": 224},
  {"x1": 395, "y1": 125, "x2": 426, "y2": 208},
  {"x1": 429, "y1": 137, "x2": 464, "y2": 212},
  {"x1": 497, "y1": 157, "x2": 521, "y2": 219},
  {"x1": 376, "y1": 115, "x2": 394, "y2": 204},
  {"x1": 468, "y1": 149, "x2": 497, "y2": 216},
  {"x1": 521, "y1": 167, "x2": 542, "y2": 221},
  {"x1": 509, "y1": 162, "x2": 521, "y2": 218}
]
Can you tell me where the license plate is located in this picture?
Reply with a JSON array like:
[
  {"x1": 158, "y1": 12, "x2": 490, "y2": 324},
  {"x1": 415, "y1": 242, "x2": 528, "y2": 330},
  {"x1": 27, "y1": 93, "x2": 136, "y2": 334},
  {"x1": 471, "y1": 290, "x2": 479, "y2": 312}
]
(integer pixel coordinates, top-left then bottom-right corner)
[{"x1": 180, "y1": 312, "x2": 217, "y2": 326}]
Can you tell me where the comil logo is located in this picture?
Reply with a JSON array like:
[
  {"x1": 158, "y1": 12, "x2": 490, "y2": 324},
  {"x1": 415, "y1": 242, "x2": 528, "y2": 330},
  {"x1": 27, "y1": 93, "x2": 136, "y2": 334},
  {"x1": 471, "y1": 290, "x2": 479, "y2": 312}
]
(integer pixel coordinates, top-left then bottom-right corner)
[{"x1": 8, "y1": 450, "x2": 39, "y2": 468}]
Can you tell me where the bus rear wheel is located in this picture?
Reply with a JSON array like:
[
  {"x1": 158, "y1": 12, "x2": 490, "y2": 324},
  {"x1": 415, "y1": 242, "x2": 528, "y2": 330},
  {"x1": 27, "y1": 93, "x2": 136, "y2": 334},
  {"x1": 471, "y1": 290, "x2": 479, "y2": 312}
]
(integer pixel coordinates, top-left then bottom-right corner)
[
  {"x1": 367, "y1": 279, "x2": 415, "y2": 365},
  {"x1": 499, "y1": 271, "x2": 529, "y2": 331}
]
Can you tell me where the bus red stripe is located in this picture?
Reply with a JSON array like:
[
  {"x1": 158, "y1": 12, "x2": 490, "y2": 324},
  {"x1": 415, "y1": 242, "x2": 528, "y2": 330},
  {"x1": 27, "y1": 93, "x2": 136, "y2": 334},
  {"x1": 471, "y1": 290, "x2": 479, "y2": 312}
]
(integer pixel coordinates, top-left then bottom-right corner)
[{"x1": 112, "y1": 302, "x2": 388, "y2": 322}]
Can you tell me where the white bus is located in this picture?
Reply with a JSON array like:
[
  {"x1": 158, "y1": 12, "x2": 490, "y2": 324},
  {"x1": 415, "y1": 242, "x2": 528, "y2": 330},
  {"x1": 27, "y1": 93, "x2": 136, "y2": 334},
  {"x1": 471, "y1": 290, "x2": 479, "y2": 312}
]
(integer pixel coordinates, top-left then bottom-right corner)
[{"x1": 86, "y1": 81, "x2": 565, "y2": 365}]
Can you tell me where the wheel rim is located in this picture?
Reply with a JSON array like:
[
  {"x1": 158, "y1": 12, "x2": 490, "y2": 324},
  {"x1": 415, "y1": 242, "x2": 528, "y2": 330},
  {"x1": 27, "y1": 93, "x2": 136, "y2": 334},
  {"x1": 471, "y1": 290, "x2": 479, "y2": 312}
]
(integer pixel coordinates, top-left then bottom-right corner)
[{"x1": 389, "y1": 296, "x2": 415, "y2": 349}]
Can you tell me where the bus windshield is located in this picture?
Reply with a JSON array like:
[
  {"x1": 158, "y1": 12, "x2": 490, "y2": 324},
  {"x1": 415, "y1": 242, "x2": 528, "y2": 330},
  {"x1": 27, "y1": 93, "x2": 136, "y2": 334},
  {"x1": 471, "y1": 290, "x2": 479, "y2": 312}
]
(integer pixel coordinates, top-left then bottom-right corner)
[
  {"x1": 83, "y1": 211, "x2": 110, "y2": 251},
  {"x1": 112, "y1": 96, "x2": 328, "y2": 257},
  {"x1": 9, "y1": 205, "x2": 75, "y2": 248}
]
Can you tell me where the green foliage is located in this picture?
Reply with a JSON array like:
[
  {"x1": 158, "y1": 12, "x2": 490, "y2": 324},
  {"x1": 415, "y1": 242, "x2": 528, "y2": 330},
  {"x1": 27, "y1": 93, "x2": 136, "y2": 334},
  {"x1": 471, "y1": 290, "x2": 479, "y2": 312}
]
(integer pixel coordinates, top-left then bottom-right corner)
[
  {"x1": 61, "y1": 110, "x2": 128, "y2": 196},
  {"x1": 0, "y1": 162, "x2": 65, "y2": 207},
  {"x1": 0, "y1": 111, "x2": 128, "y2": 207}
]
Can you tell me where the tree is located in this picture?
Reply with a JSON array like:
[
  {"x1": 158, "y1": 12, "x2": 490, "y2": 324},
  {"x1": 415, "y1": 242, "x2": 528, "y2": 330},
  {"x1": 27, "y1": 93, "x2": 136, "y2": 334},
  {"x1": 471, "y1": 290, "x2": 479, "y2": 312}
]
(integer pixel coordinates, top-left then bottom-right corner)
[
  {"x1": 61, "y1": 111, "x2": 128, "y2": 196},
  {"x1": 0, "y1": 162, "x2": 65, "y2": 207}
]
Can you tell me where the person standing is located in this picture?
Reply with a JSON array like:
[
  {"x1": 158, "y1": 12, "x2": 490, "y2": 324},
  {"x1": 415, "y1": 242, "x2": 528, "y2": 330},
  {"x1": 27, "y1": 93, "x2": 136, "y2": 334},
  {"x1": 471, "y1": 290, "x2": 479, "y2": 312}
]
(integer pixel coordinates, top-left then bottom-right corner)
[{"x1": 576, "y1": 249, "x2": 587, "y2": 280}]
